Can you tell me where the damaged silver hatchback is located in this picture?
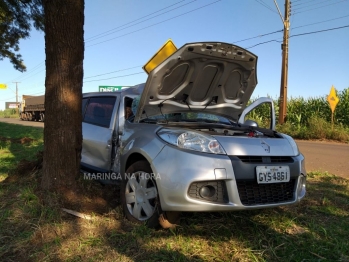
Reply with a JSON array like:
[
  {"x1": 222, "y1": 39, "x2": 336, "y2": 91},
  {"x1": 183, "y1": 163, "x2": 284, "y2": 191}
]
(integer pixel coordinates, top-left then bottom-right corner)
[{"x1": 81, "y1": 42, "x2": 306, "y2": 228}]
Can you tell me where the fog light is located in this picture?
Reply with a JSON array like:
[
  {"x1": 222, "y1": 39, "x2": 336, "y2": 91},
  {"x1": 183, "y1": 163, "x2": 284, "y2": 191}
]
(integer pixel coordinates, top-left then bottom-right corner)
[{"x1": 199, "y1": 185, "x2": 216, "y2": 198}]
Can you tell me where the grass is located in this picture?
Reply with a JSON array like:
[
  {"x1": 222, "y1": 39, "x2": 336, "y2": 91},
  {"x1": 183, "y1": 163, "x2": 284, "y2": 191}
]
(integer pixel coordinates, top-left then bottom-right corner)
[
  {"x1": 0, "y1": 123, "x2": 349, "y2": 261},
  {"x1": 1, "y1": 170, "x2": 348, "y2": 261},
  {"x1": 0, "y1": 109, "x2": 19, "y2": 119},
  {"x1": 0, "y1": 122, "x2": 43, "y2": 180},
  {"x1": 276, "y1": 116, "x2": 349, "y2": 143}
]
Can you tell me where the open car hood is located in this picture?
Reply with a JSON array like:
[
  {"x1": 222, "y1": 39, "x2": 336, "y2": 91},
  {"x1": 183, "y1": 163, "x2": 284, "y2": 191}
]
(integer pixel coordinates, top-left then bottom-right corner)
[{"x1": 134, "y1": 42, "x2": 258, "y2": 122}]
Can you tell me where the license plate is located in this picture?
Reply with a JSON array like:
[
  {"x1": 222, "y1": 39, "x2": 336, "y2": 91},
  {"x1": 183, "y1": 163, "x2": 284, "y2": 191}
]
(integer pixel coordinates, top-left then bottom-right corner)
[{"x1": 256, "y1": 166, "x2": 290, "y2": 184}]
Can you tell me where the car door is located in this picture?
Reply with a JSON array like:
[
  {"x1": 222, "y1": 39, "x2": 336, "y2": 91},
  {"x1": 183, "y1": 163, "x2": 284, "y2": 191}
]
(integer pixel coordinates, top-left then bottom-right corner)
[
  {"x1": 81, "y1": 95, "x2": 119, "y2": 173},
  {"x1": 238, "y1": 97, "x2": 276, "y2": 130}
]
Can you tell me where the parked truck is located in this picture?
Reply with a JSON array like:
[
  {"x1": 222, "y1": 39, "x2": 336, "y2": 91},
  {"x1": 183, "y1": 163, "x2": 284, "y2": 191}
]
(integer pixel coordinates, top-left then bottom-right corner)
[{"x1": 20, "y1": 94, "x2": 45, "y2": 121}]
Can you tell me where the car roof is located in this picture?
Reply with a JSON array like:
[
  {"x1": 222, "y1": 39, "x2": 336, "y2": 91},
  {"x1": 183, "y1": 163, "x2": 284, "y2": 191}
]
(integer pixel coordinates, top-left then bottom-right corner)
[{"x1": 83, "y1": 83, "x2": 145, "y2": 98}]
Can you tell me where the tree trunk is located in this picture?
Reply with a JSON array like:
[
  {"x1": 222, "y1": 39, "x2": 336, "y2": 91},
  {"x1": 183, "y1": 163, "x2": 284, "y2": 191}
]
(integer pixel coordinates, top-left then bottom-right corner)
[{"x1": 41, "y1": 0, "x2": 84, "y2": 194}]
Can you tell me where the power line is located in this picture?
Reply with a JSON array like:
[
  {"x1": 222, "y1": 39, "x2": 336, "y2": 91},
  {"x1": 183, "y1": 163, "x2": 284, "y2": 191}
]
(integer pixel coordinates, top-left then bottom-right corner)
[
  {"x1": 254, "y1": 0, "x2": 278, "y2": 14},
  {"x1": 247, "y1": 24, "x2": 349, "y2": 49},
  {"x1": 0, "y1": 96, "x2": 17, "y2": 102},
  {"x1": 290, "y1": 24, "x2": 349, "y2": 37},
  {"x1": 1, "y1": 70, "x2": 144, "y2": 101},
  {"x1": 246, "y1": 39, "x2": 283, "y2": 49},
  {"x1": 293, "y1": 0, "x2": 336, "y2": 11},
  {"x1": 8, "y1": 16, "x2": 347, "y2": 84},
  {"x1": 5, "y1": 1, "x2": 220, "y2": 82},
  {"x1": 293, "y1": 0, "x2": 348, "y2": 15},
  {"x1": 234, "y1": 13, "x2": 349, "y2": 44},
  {"x1": 291, "y1": 0, "x2": 318, "y2": 6},
  {"x1": 86, "y1": 0, "x2": 186, "y2": 41},
  {"x1": 8, "y1": 19, "x2": 349, "y2": 84},
  {"x1": 7, "y1": 61, "x2": 45, "y2": 83},
  {"x1": 292, "y1": 14, "x2": 349, "y2": 29},
  {"x1": 86, "y1": 0, "x2": 222, "y2": 48},
  {"x1": 2, "y1": 24, "x2": 348, "y2": 101},
  {"x1": 259, "y1": 0, "x2": 278, "y2": 11},
  {"x1": 233, "y1": 29, "x2": 283, "y2": 44},
  {"x1": 4, "y1": 1, "x2": 196, "y2": 82},
  {"x1": 83, "y1": 72, "x2": 145, "y2": 83},
  {"x1": 84, "y1": 66, "x2": 143, "y2": 79},
  {"x1": 4, "y1": 4, "x2": 347, "y2": 90},
  {"x1": 86, "y1": 0, "x2": 196, "y2": 42},
  {"x1": 0, "y1": 91, "x2": 45, "y2": 102},
  {"x1": 292, "y1": 0, "x2": 319, "y2": 7},
  {"x1": 15, "y1": 68, "x2": 46, "y2": 82}
]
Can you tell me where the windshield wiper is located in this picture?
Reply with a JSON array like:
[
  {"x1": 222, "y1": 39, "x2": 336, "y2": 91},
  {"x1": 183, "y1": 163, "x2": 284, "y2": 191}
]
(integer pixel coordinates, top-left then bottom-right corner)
[
  {"x1": 139, "y1": 118, "x2": 158, "y2": 124},
  {"x1": 194, "y1": 118, "x2": 231, "y2": 125}
]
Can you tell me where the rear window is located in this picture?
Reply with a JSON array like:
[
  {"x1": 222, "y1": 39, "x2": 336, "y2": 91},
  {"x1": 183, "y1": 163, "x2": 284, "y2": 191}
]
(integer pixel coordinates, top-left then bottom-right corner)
[{"x1": 83, "y1": 97, "x2": 116, "y2": 127}]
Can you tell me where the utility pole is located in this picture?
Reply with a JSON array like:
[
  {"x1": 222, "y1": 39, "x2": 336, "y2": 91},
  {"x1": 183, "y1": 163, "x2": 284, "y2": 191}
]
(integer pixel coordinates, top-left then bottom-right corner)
[
  {"x1": 274, "y1": 0, "x2": 291, "y2": 124},
  {"x1": 13, "y1": 82, "x2": 20, "y2": 115}
]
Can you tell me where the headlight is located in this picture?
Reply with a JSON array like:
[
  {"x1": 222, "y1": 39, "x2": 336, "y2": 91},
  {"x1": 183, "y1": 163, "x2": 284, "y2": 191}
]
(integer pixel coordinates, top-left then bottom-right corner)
[
  {"x1": 282, "y1": 134, "x2": 300, "y2": 156},
  {"x1": 157, "y1": 128, "x2": 226, "y2": 154}
]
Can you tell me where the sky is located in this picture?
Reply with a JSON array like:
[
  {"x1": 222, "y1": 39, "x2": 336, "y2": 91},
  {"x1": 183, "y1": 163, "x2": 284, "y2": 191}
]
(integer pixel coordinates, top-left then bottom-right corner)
[{"x1": 0, "y1": 0, "x2": 348, "y2": 110}]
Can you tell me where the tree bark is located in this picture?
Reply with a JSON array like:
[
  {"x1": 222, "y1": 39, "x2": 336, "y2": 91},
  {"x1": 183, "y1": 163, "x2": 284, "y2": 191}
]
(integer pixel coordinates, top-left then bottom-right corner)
[{"x1": 41, "y1": 0, "x2": 84, "y2": 194}]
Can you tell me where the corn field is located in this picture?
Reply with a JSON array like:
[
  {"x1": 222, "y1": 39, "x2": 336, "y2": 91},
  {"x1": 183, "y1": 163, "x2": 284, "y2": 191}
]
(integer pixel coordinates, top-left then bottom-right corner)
[{"x1": 250, "y1": 88, "x2": 349, "y2": 128}]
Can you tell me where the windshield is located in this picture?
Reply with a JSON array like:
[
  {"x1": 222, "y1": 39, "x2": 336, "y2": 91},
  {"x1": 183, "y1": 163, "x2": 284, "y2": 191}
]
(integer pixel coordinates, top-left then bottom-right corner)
[{"x1": 130, "y1": 95, "x2": 233, "y2": 124}]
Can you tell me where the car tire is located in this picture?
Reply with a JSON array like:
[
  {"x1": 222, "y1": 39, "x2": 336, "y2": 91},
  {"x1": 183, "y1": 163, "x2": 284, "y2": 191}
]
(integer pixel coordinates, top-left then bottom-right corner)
[{"x1": 120, "y1": 160, "x2": 180, "y2": 228}]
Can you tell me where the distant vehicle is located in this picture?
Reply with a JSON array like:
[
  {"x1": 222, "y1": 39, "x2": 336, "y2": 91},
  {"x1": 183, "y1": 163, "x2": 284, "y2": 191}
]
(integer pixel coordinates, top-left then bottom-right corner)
[
  {"x1": 20, "y1": 95, "x2": 45, "y2": 121},
  {"x1": 81, "y1": 41, "x2": 307, "y2": 228}
]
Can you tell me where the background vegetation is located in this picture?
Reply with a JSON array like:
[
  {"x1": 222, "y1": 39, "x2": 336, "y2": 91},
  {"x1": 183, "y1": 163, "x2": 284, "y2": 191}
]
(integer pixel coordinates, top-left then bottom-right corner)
[
  {"x1": 250, "y1": 88, "x2": 349, "y2": 127},
  {"x1": 0, "y1": 109, "x2": 19, "y2": 118},
  {"x1": 248, "y1": 87, "x2": 349, "y2": 142}
]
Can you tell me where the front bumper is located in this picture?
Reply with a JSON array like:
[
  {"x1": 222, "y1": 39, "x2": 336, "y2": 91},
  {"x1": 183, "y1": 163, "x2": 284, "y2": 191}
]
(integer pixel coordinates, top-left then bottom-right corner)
[{"x1": 151, "y1": 145, "x2": 306, "y2": 212}]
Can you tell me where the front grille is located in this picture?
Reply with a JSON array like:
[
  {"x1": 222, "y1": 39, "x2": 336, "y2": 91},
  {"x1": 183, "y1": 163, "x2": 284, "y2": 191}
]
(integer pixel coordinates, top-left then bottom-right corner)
[
  {"x1": 188, "y1": 181, "x2": 228, "y2": 203},
  {"x1": 236, "y1": 156, "x2": 293, "y2": 163},
  {"x1": 236, "y1": 179, "x2": 296, "y2": 206},
  {"x1": 270, "y1": 156, "x2": 294, "y2": 163},
  {"x1": 237, "y1": 156, "x2": 263, "y2": 163}
]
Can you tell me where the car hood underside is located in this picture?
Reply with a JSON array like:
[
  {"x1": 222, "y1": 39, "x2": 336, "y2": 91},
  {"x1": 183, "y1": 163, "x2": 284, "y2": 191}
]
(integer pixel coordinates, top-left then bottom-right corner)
[{"x1": 134, "y1": 42, "x2": 258, "y2": 122}]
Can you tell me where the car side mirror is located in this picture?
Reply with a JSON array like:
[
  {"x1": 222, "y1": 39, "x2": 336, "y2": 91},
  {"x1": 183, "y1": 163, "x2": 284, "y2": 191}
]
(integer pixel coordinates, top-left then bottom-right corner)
[{"x1": 244, "y1": 119, "x2": 258, "y2": 127}]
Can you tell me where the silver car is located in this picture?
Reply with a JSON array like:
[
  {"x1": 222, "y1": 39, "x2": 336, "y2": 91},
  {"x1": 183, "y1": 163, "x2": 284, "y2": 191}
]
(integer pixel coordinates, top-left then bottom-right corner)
[{"x1": 81, "y1": 42, "x2": 306, "y2": 228}]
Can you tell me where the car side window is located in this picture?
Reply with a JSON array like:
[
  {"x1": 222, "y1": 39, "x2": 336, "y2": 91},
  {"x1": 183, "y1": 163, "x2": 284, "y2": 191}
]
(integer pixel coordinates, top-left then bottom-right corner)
[
  {"x1": 124, "y1": 96, "x2": 134, "y2": 121},
  {"x1": 83, "y1": 97, "x2": 116, "y2": 127}
]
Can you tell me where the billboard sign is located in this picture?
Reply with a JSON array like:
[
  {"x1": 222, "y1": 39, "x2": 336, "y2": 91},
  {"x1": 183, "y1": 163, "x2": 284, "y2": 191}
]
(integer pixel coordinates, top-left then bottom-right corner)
[
  {"x1": 5, "y1": 102, "x2": 18, "y2": 109},
  {"x1": 98, "y1": 86, "x2": 130, "y2": 92}
]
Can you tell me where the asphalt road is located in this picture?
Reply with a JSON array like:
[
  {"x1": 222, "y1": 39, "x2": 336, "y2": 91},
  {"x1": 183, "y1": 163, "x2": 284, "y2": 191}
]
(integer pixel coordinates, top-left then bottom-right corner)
[
  {"x1": 0, "y1": 117, "x2": 44, "y2": 128},
  {"x1": 296, "y1": 140, "x2": 348, "y2": 178},
  {"x1": 1, "y1": 117, "x2": 348, "y2": 178}
]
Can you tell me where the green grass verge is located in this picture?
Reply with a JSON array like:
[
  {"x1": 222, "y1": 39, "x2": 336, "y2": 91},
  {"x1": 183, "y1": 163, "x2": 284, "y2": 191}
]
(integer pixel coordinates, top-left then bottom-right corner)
[
  {"x1": 0, "y1": 122, "x2": 43, "y2": 179},
  {"x1": 0, "y1": 109, "x2": 19, "y2": 119},
  {"x1": 0, "y1": 123, "x2": 348, "y2": 261},
  {"x1": 276, "y1": 116, "x2": 349, "y2": 143},
  {"x1": 1, "y1": 170, "x2": 348, "y2": 261}
]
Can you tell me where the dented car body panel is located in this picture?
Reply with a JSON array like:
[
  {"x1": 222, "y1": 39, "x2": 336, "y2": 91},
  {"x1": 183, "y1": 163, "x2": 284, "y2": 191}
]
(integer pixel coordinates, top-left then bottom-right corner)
[{"x1": 81, "y1": 42, "x2": 306, "y2": 218}]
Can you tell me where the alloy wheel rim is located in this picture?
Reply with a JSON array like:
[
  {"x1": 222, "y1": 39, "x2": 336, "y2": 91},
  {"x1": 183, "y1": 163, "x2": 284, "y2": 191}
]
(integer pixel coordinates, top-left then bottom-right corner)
[{"x1": 125, "y1": 171, "x2": 158, "y2": 221}]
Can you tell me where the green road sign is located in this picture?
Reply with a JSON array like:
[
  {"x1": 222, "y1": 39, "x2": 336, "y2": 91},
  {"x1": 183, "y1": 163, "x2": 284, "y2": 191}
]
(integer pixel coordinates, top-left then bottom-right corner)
[{"x1": 98, "y1": 86, "x2": 130, "y2": 92}]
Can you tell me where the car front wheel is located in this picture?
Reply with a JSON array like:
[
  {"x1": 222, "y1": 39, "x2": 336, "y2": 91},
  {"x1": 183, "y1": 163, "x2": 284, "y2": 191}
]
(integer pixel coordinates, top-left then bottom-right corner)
[{"x1": 121, "y1": 160, "x2": 180, "y2": 228}]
